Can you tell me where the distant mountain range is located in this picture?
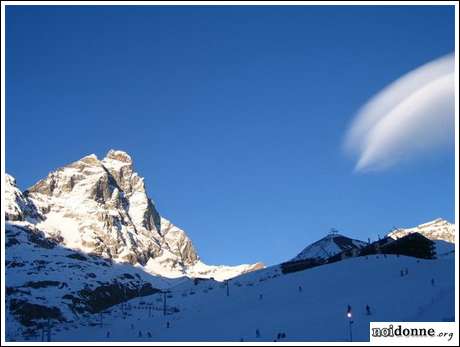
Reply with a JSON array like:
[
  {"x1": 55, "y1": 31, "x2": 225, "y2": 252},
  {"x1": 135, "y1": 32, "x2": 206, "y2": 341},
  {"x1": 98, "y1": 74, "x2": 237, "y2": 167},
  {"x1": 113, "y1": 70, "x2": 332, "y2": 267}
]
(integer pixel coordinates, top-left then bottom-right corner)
[
  {"x1": 388, "y1": 218, "x2": 455, "y2": 243},
  {"x1": 291, "y1": 218, "x2": 455, "y2": 263},
  {"x1": 292, "y1": 233, "x2": 368, "y2": 261},
  {"x1": 4, "y1": 150, "x2": 455, "y2": 341}
]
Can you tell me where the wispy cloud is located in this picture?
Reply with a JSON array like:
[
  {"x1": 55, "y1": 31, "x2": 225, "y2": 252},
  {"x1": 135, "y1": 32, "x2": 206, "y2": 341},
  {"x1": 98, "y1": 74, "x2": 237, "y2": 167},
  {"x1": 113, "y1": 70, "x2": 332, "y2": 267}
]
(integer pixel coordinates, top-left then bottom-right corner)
[{"x1": 343, "y1": 53, "x2": 455, "y2": 172}]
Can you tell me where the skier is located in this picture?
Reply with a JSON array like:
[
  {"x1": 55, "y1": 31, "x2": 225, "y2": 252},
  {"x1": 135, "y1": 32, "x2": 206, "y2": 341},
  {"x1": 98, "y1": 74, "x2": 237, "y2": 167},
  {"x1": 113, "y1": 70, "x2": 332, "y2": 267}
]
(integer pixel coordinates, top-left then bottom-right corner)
[
  {"x1": 147, "y1": 332, "x2": 152, "y2": 338},
  {"x1": 256, "y1": 329, "x2": 260, "y2": 338},
  {"x1": 298, "y1": 285, "x2": 302, "y2": 292},
  {"x1": 366, "y1": 304, "x2": 371, "y2": 316},
  {"x1": 431, "y1": 278, "x2": 435, "y2": 286}
]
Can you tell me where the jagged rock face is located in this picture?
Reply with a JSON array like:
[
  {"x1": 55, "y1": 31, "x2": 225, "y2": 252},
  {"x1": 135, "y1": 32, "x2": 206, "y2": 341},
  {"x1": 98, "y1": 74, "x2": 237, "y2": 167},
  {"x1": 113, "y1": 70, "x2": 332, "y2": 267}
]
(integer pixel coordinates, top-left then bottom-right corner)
[
  {"x1": 387, "y1": 218, "x2": 455, "y2": 243},
  {"x1": 8, "y1": 150, "x2": 263, "y2": 280},
  {"x1": 5, "y1": 221, "x2": 167, "y2": 337},
  {"x1": 23, "y1": 150, "x2": 197, "y2": 268},
  {"x1": 161, "y1": 218, "x2": 199, "y2": 265},
  {"x1": 5, "y1": 174, "x2": 40, "y2": 222}
]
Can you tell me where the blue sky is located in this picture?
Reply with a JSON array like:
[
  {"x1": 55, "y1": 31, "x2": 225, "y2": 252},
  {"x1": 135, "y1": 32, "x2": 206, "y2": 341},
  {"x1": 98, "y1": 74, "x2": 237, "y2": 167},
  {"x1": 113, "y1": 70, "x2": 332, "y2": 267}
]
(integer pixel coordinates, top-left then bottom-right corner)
[{"x1": 6, "y1": 5, "x2": 455, "y2": 266}]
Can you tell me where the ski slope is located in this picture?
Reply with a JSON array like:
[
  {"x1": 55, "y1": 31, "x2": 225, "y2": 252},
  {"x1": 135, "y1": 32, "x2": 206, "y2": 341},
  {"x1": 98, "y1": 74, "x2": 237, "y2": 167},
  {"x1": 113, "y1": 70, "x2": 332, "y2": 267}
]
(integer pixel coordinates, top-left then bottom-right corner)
[{"x1": 26, "y1": 254, "x2": 454, "y2": 342}]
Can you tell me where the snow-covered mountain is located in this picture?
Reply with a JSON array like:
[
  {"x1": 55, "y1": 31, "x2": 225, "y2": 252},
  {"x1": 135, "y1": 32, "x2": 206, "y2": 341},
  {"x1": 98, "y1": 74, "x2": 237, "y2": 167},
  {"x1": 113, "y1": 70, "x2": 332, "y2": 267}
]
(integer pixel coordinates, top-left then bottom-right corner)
[
  {"x1": 387, "y1": 218, "x2": 455, "y2": 243},
  {"x1": 5, "y1": 220, "x2": 174, "y2": 331},
  {"x1": 4, "y1": 151, "x2": 456, "y2": 342},
  {"x1": 291, "y1": 233, "x2": 368, "y2": 262},
  {"x1": 6, "y1": 150, "x2": 263, "y2": 280},
  {"x1": 5, "y1": 174, "x2": 40, "y2": 222},
  {"x1": 7, "y1": 254, "x2": 455, "y2": 342}
]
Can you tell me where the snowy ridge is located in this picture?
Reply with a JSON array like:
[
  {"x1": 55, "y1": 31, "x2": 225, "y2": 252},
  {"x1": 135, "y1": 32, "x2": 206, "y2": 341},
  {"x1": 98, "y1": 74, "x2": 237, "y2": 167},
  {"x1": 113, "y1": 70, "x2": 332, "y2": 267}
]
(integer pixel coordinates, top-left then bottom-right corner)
[
  {"x1": 5, "y1": 174, "x2": 40, "y2": 222},
  {"x1": 388, "y1": 218, "x2": 455, "y2": 244},
  {"x1": 4, "y1": 151, "x2": 456, "y2": 342},
  {"x1": 7, "y1": 254, "x2": 454, "y2": 342},
  {"x1": 5, "y1": 219, "x2": 181, "y2": 338},
  {"x1": 291, "y1": 233, "x2": 368, "y2": 261},
  {"x1": 6, "y1": 150, "x2": 263, "y2": 281}
]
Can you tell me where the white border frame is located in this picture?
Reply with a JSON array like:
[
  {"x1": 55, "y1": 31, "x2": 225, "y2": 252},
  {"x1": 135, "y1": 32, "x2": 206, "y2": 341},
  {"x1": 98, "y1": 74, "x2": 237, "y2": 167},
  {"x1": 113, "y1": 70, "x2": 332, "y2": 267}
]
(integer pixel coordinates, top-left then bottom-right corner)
[{"x1": 1, "y1": 1, "x2": 458, "y2": 346}]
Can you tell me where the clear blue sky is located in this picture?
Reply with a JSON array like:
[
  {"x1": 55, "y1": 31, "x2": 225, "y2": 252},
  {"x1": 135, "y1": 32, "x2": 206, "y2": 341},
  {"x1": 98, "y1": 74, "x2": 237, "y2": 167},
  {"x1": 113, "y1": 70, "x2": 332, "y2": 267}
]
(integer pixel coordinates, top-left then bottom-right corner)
[{"x1": 6, "y1": 5, "x2": 455, "y2": 266}]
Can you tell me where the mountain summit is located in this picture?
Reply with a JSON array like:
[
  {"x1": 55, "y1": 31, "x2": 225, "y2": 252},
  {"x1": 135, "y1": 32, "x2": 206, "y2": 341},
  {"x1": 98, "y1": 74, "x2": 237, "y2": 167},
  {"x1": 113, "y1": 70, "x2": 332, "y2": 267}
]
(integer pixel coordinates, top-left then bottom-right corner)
[
  {"x1": 291, "y1": 233, "x2": 368, "y2": 262},
  {"x1": 7, "y1": 150, "x2": 263, "y2": 280},
  {"x1": 387, "y1": 218, "x2": 455, "y2": 243}
]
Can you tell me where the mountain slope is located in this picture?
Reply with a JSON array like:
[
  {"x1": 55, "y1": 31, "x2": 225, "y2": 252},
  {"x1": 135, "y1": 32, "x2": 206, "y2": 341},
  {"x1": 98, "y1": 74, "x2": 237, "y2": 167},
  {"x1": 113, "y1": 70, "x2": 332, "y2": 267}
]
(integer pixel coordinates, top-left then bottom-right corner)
[
  {"x1": 8, "y1": 150, "x2": 262, "y2": 280},
  {"x1": 388, "y1": 218, "x2": 455, "y2": 243},
  {"x1": 291, "y1": 233, "x2": 368, "y2": 261},
  {"x1": 5, "y1": 219, "x2": 176, "y2": 339},
  {"x1": 13, "y1": 254, "x2": 454, "y2": 342},
  {"x1": 5, "y1": 174, "x2": 40, "y2": 222}
]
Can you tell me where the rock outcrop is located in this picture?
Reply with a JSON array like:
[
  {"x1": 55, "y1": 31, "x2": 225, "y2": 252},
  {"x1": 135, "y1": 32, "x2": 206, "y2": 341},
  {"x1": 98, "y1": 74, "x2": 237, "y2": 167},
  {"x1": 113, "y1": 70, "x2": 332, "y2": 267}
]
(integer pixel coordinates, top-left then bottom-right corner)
[{"x1": 7, "y1": 149, "x2": 263, "y2": 280}]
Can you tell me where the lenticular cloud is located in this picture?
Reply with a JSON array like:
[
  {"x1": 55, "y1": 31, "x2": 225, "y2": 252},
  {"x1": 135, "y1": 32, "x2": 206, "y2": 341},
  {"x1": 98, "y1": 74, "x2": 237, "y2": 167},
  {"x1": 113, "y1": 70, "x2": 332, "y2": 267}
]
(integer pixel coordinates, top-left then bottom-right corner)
[{"x1": 344, "y1": 53, "x2": 455, "y2": 172}]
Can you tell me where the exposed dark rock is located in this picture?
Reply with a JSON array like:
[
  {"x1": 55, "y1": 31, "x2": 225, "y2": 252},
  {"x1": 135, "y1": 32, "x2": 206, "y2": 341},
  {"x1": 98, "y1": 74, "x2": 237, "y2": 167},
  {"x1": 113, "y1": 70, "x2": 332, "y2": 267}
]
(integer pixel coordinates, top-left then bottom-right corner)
[
  {"x1": 6, "y1": 237, "x2": 20, "y2": 247},
  {"x1": 27, "y1": 232, "x2": 57, "y2": 249},
  {"x1": 77, "y1": 281, "x2": 159, "y2": 314},
  {"x1": 6, "y1": 287, "x2": 31, "y2": 296},
  {"x1": 66, "y1": 253, "x2": 88, "y2": 261},
  {"x1": 6, "y1": 260, "x2": 26, "y2": 268},
  {"x1": 9, "y1": 299, "x2": 65, "y2": 327},
  {"x1": 22, "y1": 281, "x2": 61, "y2": 289}
]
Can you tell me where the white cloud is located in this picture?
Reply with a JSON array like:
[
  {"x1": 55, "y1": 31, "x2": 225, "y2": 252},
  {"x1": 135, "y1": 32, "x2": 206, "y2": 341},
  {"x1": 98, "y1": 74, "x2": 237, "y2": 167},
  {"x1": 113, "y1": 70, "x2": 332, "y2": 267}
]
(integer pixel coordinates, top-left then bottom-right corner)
[{"x1": 343, "y1": 53, "x2": 455, "y2": 172}]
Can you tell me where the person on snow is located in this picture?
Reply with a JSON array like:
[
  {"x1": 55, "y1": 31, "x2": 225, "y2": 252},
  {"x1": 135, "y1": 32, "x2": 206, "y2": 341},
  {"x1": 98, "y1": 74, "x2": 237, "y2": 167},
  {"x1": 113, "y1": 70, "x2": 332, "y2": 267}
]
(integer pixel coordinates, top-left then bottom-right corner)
[
  {"x1": 256, "y1": 329, "x2": 260, "y2": 338},
  {"x1": 366, "y1": 304, "x2": 371, "y2": 315}
]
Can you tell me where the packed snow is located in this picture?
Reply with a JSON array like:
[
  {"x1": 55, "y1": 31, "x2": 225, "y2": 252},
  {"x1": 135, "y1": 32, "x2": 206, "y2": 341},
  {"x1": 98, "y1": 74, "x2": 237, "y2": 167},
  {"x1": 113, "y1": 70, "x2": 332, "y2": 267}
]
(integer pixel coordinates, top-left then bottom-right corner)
[
  {"x1": 4, "y1": 150, "x2": 456, "y2": 342},
  {"x1": 7, "y1": 254, "x2": 453, "y2": 342},
  {"x1": 388, "y1": 218, "x2": 455, "y2": 243}
]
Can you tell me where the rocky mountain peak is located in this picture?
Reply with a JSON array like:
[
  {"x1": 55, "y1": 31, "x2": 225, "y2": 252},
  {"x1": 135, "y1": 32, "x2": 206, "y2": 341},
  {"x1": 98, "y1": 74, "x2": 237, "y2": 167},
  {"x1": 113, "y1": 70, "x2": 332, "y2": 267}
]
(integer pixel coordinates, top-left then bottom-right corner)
[
  {"x1": 5, "y1": 173, "x2": 40, "y2": 222},
  {"x1": 101, "y1": 150, "x2": 140, "y2": 196},
  {"x1": 291, "y1": 233, "x2": 368, "y2": 262},
  {"x1": 104, "y1": 149, "x2": 133, "y2": 164},
  {"x1": 6, "y1": 150, "x2": 264, "y2": 281},
  {"x1": 388, "y1": 218, "x2": 455, "y2": 243}
]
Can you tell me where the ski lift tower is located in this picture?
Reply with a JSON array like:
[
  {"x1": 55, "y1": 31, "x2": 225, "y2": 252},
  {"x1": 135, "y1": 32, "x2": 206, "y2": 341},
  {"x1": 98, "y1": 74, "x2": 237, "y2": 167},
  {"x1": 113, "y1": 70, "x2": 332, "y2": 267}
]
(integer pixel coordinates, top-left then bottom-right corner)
[{"x1": 330, "y1": 228, "x2": 339, "y2": 236}]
